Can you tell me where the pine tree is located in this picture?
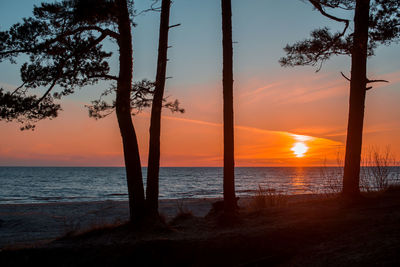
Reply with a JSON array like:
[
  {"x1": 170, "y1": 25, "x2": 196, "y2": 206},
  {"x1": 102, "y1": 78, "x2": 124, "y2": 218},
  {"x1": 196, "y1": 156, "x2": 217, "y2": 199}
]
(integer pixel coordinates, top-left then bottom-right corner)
[{"x1": 280, "y1": 0, "x2": 400, "y2": 198}]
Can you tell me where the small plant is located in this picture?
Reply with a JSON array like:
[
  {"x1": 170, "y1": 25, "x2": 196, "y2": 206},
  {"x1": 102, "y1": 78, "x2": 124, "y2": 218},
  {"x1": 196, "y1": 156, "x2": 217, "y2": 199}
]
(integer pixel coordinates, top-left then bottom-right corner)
[
  {"x1": 252, "y1": 185, "x2": 268, "y2": 210},
  {"x1": 320, "y1": 147, "x2": 398, "y2": 194},
  {"x1": 319, "y1": 156, "x2": 343, "y2": 195},
  {"x1": 171, "y1": 199, "x2": 193, "y2": 223},
  {"x1": 361, "y1": 146, "x2": 397, "y2": 192},
  {"x1": 249, "y1": 185, "x2": 287, "y2": 211}
]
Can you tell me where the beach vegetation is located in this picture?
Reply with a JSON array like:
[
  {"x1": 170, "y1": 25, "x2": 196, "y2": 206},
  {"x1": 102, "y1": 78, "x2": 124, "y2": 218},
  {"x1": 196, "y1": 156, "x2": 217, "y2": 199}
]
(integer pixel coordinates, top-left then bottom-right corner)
[
  {"x1": 361, "y1": 146, "x2": 398, "y2": 192},
  {"x1": 249, "y1": 185, "x2": 288, "y2": 211},
  {"x1": 169, "y1": 199, "x2": 194, "y2": 225},
  {"x1": 320, "y1": 146, "x2": 398, "y2": 194}
]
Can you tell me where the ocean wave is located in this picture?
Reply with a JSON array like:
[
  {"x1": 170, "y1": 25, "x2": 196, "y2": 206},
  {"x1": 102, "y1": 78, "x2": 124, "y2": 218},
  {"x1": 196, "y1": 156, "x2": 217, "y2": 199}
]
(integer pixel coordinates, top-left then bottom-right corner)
[{"x1": 106, "y1": 193, "x2": 128, "y2": 196}]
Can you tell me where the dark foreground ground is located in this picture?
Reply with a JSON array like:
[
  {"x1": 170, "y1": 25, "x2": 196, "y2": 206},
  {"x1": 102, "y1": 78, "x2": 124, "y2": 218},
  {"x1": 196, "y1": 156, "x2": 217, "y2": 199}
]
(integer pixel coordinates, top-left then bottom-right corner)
[{"x1": 1, "y1": 188, "x2": 400, "y2": 266}]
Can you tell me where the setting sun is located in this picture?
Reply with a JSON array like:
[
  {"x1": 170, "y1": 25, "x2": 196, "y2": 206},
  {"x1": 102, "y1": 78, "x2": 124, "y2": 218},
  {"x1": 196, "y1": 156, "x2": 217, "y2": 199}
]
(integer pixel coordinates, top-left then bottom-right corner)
[{"x1": 291, "y1": 142, "x2": 308, "y2": 158}]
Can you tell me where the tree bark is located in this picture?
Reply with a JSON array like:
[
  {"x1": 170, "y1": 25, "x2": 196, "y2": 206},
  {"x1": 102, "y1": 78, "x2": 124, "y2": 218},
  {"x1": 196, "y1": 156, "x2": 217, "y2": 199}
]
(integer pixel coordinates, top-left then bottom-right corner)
[
  {"x1": 221, "y1": 0, "x2": 236, "y2": 212},
  {"x1": 342, "y1": 0, "x2": 370, "y2": 198},
  {"x1": 146, "y1": 0, "x2": 171, "y2": 216},
  {"x1": 115, "y1": 0, "x2": 146, "y2": 221}
]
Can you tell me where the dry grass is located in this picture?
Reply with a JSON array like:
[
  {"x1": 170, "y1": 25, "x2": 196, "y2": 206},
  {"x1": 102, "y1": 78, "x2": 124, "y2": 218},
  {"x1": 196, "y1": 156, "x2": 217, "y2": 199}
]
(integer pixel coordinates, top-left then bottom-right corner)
[
  {"x1": 248, "y1": 185, "x2": 288, "y2": 211},
  {"x1": 58, "y1": 218, "x2": 126, "y2": 240},
  {"x1": 170, "y1": 199, "x2": 193, "y2": 225},
  {"x1": 319, "y1": 156, "x2": 343, "y2": 195},
  {"x1": 320, "y1": 146, "x2": 398, "y2": 195},
  {"x1": 361, "y1": 146, "x2": 398, "y2": 192}
]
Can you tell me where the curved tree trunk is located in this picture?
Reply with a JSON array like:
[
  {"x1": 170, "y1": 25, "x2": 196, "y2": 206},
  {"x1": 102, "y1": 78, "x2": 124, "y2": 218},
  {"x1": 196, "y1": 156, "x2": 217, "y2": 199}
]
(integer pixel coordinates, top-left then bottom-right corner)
[
  {"x1": 115, "y1": 0, "x2": 146, "y2": 221},
  {"x1": 146, "y1": 0, "x2": 171, "y2": 216},
  {"x1": 342, "y1": 0, "x2": 371, "y2": 198},
  {"x1": 221, "y1": 0, "x2": 236, "y2": 212}
]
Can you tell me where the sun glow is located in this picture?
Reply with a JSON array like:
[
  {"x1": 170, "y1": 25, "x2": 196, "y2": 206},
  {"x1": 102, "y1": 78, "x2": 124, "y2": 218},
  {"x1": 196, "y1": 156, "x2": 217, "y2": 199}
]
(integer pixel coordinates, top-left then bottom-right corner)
[{"x1": 291, "y1": 142, "x2": 308, "y2": 158}]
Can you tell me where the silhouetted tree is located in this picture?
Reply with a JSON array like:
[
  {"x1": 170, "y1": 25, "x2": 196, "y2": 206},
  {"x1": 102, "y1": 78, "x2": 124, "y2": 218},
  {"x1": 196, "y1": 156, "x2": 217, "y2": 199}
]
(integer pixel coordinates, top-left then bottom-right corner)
[
  {"x1": 147, "y1": 0, "x2": 168, "y2": 217},
  {"x1": 280, "y1": 0, "x2": 399, "y2": 198},
  {"x1": 0, "y1": 0, "x2": 180, "y2": 221},
  {"x1": 146, "y1": 0, "x2": 183, "y2": 217},
  {"x1": 221, "y1": 0, "x2": 237, "y2": 211}
]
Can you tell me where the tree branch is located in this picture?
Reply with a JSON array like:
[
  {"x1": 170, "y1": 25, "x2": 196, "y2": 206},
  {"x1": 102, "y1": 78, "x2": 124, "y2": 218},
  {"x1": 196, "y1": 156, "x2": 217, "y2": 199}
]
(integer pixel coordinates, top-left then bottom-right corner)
[
  {"x1": 10, "y1": 82, "x2": 26, "y2": 96},
  {"x1": 367, "y1": 78, "x2": 389, "y2": 84},
  {"x1": 1, "y1": 26, "x2": 119, "y2": 57},
  {"x1": 365, "y1": 77, "x2": 389, "y2": 91},
  {"x1": 35, "y1": 29, "x2": 112, "y2": 105},
  {"x1": 169, "y1": 23, "x2": 181, "y2": 29},
  {"x1": 37, "y1": 79, "x2": 58, "y2": 104},
  {"x1": 135, "y1": 0, "x2": 161, "y2": 15},
  {"x1": 341, "y1": 71, "x2": 351, "y2": 81},
  {"x1": 87, "y1": 74, "x2": 118, "y2": 80},
  {"x1": 309, "y1": 0, "x2": 350, "y2": 36}
]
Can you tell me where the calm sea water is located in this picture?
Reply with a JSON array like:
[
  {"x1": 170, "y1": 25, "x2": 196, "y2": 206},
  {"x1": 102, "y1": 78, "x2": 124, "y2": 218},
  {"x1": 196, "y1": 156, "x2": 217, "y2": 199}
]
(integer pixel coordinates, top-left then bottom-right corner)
[{"x1": 0, "y1": 167, "x2": 399, "y2": 204}]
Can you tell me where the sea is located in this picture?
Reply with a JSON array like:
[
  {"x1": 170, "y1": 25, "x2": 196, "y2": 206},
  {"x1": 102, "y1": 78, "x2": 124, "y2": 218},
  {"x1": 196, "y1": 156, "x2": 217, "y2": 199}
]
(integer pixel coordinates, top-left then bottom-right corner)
[{"x1": 1, "y1": 167, "x2": 400, "y2": 204}]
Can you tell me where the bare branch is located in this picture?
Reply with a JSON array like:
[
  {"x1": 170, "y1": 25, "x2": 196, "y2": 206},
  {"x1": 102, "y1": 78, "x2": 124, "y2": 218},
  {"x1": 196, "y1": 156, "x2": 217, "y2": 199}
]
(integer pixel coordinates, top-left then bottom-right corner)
[
  {"x1": 135, "y1": 0, "x2": 161, "y2": 16},
  {"x1": 169, "y1": 23, "x2": 181, "y2": 29},
  {"x1": 367, "y1": 78, "x2": 389, "y2": 84},
  {"x1": 341, "y1": 71, "x2": 351, "y2": 81},
  {"x1": 365, "y1": 77, "x2": 389, "y2": 91}
]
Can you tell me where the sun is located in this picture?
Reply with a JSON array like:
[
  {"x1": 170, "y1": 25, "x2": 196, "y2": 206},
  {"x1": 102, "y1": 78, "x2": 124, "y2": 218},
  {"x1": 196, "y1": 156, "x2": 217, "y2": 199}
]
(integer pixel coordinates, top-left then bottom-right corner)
[{"x1": 291, "y1": 142, "x2": 308, "y2": 158}]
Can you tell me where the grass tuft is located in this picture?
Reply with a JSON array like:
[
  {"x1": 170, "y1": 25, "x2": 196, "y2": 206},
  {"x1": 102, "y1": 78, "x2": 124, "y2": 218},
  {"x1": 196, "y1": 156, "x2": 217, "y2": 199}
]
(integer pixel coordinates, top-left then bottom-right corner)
[
  {"x1": 170, "y1": 199, "x2": 193, "y2": 225},
  {"x1": 248, "y1": 185, "x2": 288, "y2": 211}
]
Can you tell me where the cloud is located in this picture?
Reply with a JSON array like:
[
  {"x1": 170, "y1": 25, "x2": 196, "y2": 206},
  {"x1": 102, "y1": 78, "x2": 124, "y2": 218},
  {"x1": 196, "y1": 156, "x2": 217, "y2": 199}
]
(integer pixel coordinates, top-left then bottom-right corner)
[
  {"x1": 160, "y1": 115, "x2": 343, "y2": 166},
  {"x1": 239, "y1": 72, "x2": 348, "y2": 107}
]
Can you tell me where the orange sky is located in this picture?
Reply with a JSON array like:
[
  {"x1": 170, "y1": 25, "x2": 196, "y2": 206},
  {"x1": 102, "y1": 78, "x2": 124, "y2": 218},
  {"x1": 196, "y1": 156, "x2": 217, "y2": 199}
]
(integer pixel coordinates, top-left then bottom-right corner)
[{"x1": 1, "y1": 69, "x2": 399, "y2": 167}]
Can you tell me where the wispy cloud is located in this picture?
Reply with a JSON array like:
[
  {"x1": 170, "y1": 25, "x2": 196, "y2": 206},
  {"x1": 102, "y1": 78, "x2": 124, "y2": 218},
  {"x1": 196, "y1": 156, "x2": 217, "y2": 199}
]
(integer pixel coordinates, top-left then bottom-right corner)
[{"x1": 239, "y1": 72, "x2": 348, "y2": 107}]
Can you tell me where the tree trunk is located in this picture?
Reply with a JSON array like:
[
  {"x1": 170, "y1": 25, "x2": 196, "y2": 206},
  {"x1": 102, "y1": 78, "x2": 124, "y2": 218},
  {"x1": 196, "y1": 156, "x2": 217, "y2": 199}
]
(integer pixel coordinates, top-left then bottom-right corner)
[
  {"x1": 221, "y1": 0, "x2": 236, "y2": 212},
  {"x1": 342, "y1": 0, "x2": 370, "y2": 198},
  {"x1": 115, "y1": 0, "x2": 146, "y2": 221},
  {"x1": 146, "y1": 0, "x2": 171, "y2": 216}
]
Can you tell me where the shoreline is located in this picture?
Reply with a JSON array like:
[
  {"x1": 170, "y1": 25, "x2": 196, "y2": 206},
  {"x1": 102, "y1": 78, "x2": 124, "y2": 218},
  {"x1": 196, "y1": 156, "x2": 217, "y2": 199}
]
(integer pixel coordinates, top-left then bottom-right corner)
[{"x1": 0, "y1": 194, "x2": 324, "y2": 248}]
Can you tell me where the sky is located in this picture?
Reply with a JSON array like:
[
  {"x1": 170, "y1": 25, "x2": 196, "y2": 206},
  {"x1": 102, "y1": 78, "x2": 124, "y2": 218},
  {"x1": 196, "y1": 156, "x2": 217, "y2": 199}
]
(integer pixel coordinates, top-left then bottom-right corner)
[{"x1": 0, "y1": 0, "x2": 399, "y2": 167}]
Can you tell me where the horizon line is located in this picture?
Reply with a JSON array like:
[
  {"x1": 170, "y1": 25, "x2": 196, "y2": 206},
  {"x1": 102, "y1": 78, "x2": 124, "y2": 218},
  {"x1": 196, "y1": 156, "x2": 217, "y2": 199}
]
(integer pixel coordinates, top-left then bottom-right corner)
[{"x1": 1, "y1": 165, "x2": 399, "y2": 168}]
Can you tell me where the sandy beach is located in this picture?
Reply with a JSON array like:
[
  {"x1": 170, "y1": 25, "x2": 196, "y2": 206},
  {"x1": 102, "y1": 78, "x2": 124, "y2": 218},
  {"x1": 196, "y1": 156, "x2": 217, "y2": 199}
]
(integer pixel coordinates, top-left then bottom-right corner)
[
  {"x1": 1, "y1": 190, "x2": 400, "y2": 266},
  {"x1": 0, "y1": 194, "x2": 326, "y2": 248},
  {"x1": 0, "y1": 198, "x2": 220, "y2": 248}
]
